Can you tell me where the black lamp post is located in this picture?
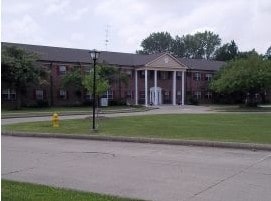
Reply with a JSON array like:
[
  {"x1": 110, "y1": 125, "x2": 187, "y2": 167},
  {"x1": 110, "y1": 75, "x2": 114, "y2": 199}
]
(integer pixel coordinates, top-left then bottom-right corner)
[{"x1": 89, "y1": 49, "x2": 100, "y2": 130}]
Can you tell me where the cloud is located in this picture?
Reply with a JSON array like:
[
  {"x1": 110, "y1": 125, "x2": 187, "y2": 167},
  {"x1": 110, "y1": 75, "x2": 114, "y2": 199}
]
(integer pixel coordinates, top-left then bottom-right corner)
[
  {"x1": 2, "y1": 0, "x2": 271, "y2": 53},
  {"x1": 44, "y1": 0, "x2": 71, "y2": 16},
  {"x1": 2, "y1": 14, "x2": 45, "y2": 44}
]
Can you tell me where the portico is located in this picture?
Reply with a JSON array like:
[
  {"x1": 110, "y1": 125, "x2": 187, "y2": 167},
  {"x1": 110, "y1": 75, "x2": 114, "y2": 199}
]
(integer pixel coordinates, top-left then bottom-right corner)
[{"x1": 134, "y1": 53, "x2": 187, "y2": 106}]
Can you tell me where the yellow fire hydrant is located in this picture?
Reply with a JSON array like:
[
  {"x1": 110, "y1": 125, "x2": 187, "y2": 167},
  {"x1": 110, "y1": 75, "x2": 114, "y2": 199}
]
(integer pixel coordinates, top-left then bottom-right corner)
[{"x1": 52, "y1": 112, "x2": 59, "y2": 127}]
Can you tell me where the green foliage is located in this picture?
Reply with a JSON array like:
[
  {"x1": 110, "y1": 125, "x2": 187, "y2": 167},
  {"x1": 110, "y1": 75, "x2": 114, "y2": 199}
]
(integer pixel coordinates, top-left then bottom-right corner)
[
  {"x1": 136, "y1": 32, "x2": 174, "y2": 54},
  {"x1": 210, "y1": 56, "x2": 271, "y2": 105},
  {"x1": 214, "y1": 40, "x2": 238, "y2": 61},
  {"x1": 3, "y1": 114, "x2": 271, "y2": 144},
  {"x1": 138, "y1": 31, "x2": 221, "y2": 59},
  {"x1": 1, "y1": 45, "x2": 47, "y2": 108},
  {"x1": 82, "y1": 65, "x2": 109, "y2": 97},
  {"x1": 2, "y1": 180, "x2": 143, "y2": 201},
  {"x1": 236, "y1": 49, "x2": 259, "y2": 59},
  {"x1": 61, "y1": 68, "x2": 83, "y2": 89},
  {"x1": 2, "y1": 46, "x2": 42, "y2": 87},
  {"x1": 265, "y1": 46, "x2": 271, "y2": 60},
  {"x1": 182, "y1": 31, "x2": 221, "y2": 59}
]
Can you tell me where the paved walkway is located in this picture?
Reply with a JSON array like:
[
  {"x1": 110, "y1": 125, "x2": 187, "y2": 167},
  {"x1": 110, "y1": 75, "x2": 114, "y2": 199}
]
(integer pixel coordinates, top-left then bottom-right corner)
[{"x1": 1, "y1": 105, "x2": 215, "y2": 125}]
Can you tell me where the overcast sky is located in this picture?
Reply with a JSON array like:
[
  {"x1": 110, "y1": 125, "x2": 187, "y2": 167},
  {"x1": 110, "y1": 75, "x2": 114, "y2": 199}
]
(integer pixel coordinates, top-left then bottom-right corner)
[{"x1": 2, "y1": 0, "x2": 271, "y2": 54}]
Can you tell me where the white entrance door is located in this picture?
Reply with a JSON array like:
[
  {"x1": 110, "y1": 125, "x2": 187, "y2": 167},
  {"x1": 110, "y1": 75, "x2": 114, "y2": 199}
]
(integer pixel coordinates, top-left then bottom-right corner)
[{"x1": 150, "y1": 87, "x2": 162, "y2": 105}]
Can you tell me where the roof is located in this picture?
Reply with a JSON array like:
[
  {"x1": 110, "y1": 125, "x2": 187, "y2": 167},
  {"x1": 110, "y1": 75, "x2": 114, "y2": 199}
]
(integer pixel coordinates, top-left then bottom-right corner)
[
  {"x1": 2, "y1": 42, "x2": 226, "y2": 70},
  {"x1": 179, "y1": 58, "x2": 226, "y2": 71}
]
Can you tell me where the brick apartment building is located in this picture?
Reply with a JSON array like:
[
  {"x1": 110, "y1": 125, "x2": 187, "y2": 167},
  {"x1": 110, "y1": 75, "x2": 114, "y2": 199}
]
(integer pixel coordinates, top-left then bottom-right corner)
[{"x1": 2, "y1": 42, "x2": 227, "y2": 108}]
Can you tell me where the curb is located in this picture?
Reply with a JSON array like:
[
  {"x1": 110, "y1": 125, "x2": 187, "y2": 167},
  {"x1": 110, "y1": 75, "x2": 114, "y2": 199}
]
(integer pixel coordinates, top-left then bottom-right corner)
[{"x1": 2, "y1": 131, "x2": 271, "y2": 151}]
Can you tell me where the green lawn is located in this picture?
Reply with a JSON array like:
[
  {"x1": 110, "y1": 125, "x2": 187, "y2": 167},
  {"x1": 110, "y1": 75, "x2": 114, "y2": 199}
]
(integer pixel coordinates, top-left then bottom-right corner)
[
  {"x1": 3, "y1": 114, "x2": 271, "y2": 144},
  {"x1": 1, "y1": 180, "x2": 144, "y2": 201}
]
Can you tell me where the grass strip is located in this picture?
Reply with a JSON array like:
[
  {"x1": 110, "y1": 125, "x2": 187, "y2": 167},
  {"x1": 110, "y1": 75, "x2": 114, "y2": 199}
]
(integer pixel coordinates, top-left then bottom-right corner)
[
  {"x1": 2, "y1": 114, "x2": 271, "y2": 144},
  {"x1": 1, "y1": 180, "x2": 144, "y2": 201}
]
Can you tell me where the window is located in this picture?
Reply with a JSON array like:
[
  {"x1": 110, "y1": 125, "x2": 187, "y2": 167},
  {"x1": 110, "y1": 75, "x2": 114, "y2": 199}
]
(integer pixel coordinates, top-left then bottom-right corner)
[
  {"x1": 82, "y1": 66, "x2": 91, "y2": 73},
  {"x1": 126, "y1": 90, "x2": 133, "y2": 98},
  {"x1": 59, "y1": 89, "x2": 68, "y2": 99},
  {"x1": 85, "y1": 92, "x2": 91, "y2": 100},
  {"x1": 205, "y1": 91, "x2": 212, "y2": 99},
  {"x1": 159, "y1": 71, "x2": 170, "y2": 80},
  {"x1": 58, "y1": 65, "x2": 67, "y2": 75},
  {"x1": 2, "y1": 89, "x2": 16, "y2": 100},
  {"x1": 139, "y1": 91, "x2": 145, "y2": 99},
  {"x1": 36, "y1": 90, "x2": 44, "y2": 100},
  {"x1": 101, "y1": 90, "x2": 114, "y2": 100},
  {"x1": 194, "y1": 91, "x2": 201, "y2": 99},
  {"x1": 205, "y1": 73, "x2": 213, "y2": 81},
  {"x1": 140, "y1": 71, "x2": 145, "y2": 78},
  {"x1": 193, "y1": 72, "x2": 201, "y2": 81},
  {"x1": 177, "y1": 71, "x2": 182, "y2": 80},
  {"x1": 126, "y1": 70, "x2": 132, "y2": 77}
]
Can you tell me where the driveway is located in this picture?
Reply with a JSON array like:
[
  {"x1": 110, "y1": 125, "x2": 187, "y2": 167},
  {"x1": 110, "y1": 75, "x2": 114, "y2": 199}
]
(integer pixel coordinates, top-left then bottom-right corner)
[{"x1": 2, "y1": 136, "x2": 271, "y2": 201}]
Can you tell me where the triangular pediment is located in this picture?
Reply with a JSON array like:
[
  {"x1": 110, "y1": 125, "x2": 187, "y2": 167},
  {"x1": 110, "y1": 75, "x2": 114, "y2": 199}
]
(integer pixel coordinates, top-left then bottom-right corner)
[{"x1": 145, "y1": 53, "x2": 187, "y2": 69}]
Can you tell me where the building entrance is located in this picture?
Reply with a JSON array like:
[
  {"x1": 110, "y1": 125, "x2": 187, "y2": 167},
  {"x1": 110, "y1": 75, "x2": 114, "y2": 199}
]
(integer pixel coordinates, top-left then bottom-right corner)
[{"x1": 150, "y1": 87, "x2": 162, "y2": 105}]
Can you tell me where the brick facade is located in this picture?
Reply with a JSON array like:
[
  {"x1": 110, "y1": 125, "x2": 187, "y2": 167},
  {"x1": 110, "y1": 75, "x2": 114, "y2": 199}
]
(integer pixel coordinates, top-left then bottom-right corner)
[{"x1": 4, "y1": 42, "x2": 268, "y2": 108}]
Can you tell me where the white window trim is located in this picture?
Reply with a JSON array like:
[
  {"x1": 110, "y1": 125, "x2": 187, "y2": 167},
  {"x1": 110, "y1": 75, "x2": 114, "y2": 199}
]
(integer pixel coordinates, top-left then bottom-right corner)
[{"x1": 2, "y1": 89, "x2": 16, "y2": 100}]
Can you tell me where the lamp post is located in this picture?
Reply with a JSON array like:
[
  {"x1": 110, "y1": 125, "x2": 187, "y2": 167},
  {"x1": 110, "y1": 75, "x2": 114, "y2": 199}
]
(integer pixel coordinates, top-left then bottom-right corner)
[{"x1": 89, "y1": 49, "x2": 100, "y2": 130}]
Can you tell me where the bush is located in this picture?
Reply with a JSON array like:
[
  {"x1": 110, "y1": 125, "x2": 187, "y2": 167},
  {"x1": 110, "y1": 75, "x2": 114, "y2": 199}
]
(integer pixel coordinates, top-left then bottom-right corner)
[
  {"x1": 36, "y1": 100, "x2": 49, "y2": 107},
  {"x1": 188, "y1": 97, "x2": 199, "y2": 105}
]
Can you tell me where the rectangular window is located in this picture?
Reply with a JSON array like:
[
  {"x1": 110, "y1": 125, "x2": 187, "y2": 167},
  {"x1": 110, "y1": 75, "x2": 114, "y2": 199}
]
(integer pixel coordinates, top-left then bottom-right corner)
[
  {"x1": 193, "y1": 72, "x2": 201, "y2": 81},
  {"x1": 83, "y1": 66, "x2": 92, "y2": 73},
  {"x1": 58, "y1": 65, "x2": 67, "y2": 75},
  {"x1": 205, "y1": 73, "x2": 213, "y2": 81},
  {"x1": 59, "y1": 89, "x2": 67, "y2": 99},
  {"x1": 101, "y1": 90, "x2": 114, "y2": 100},
  {"x1": 140, "y1": 71, "x2": 145, "y2": 78},
  {"x1": 160, "y1": 71, "x2": 169, "y2": 80},
  {"x1": 205, "y1": 91, "x2": 212, "y2": 99},
  {"x1": 35, "y1": 90, "x2": 44, "y2": 100},
  {"x1": 85, "y1": 92, "x2": 91, "y2": 100},
  {"x1": 139, "y1": 91, "x2": 145, "y2": 99},
  {"x1": 2, "y1": 89, "x2": 16, "y2": 100},
  {"x1": 194, "y1": 91, "x2": 201, "y2": 99},
  {"x1": 126, "y1": 70, "x2": 133, "y2": 77},
  {"x1": 126, "y1": 90, "x2": 133, "y2": 98},
  {"x1": 177, "y1": 71, "x2": 182, "y2": 80}
]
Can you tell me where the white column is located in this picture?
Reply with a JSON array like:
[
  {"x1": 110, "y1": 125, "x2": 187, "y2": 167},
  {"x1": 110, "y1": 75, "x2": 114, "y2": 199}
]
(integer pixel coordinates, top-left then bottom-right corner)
[
  {"x1": 182, "y1": 71, "x2": 185, "y2": 105},
  {"x1": 135, "y1": 70, "x2": 138, "y2": 105},
  {"x1": 154, "y1": 70, "x2": 158, "y2": 105},
  {"x1": 145, "y1": 69, "x2": 148, "y2": 106},
  {"x1": 172, "y1": 71, "x2": 176, "y2": 105}
]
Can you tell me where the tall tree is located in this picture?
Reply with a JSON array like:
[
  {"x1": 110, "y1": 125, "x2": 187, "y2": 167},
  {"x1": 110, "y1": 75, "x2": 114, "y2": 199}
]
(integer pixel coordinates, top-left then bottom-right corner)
[
  {"x1": 1, "y1": 46, "x2": 47, "y2": 109},
  {"x1": 237, "y1": 49, "x2": 259, "y2": 59},
  {"x1": 61, "y1": 68, "x2": 83, "y2": 100},
  {"x1": 171, "y1": 35, "x2": 185, "y2": 57},
  {"x1": 210, "y1": 55, "x2": 271, "y2": 106},
  {"x1": 182, "y1": 31, "x2": 221, "y2": 59},
  {"x1": 82, "y1": 65, "x2": 109, "y2": 98},
  {"x1": 136, "y1": 32, "x2": 174, "y2": 54},
  {"x1": 214, "y1": 40, "x2": 238, "y2": 61},
  {"x1": 265, "y1": 46, "x2": 271, "y2": 60}
]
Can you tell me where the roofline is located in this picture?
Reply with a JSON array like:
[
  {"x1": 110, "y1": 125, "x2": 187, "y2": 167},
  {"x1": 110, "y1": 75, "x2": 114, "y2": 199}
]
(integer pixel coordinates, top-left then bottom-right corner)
[{"x1": 145, "y1": 53, "x2": 189, "y2": 69}]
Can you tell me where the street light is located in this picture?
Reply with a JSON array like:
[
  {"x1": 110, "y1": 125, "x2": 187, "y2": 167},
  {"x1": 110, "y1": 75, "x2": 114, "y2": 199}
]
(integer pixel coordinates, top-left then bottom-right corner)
[{"x1": 89, "y1": 49, "x2": 100, "y2": 130}]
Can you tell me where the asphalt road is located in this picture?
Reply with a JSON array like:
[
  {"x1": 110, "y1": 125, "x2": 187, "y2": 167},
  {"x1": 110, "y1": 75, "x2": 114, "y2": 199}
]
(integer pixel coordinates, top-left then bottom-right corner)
[{"x1": 2, "y1": 136, "x2": 271, "y2": 201}]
